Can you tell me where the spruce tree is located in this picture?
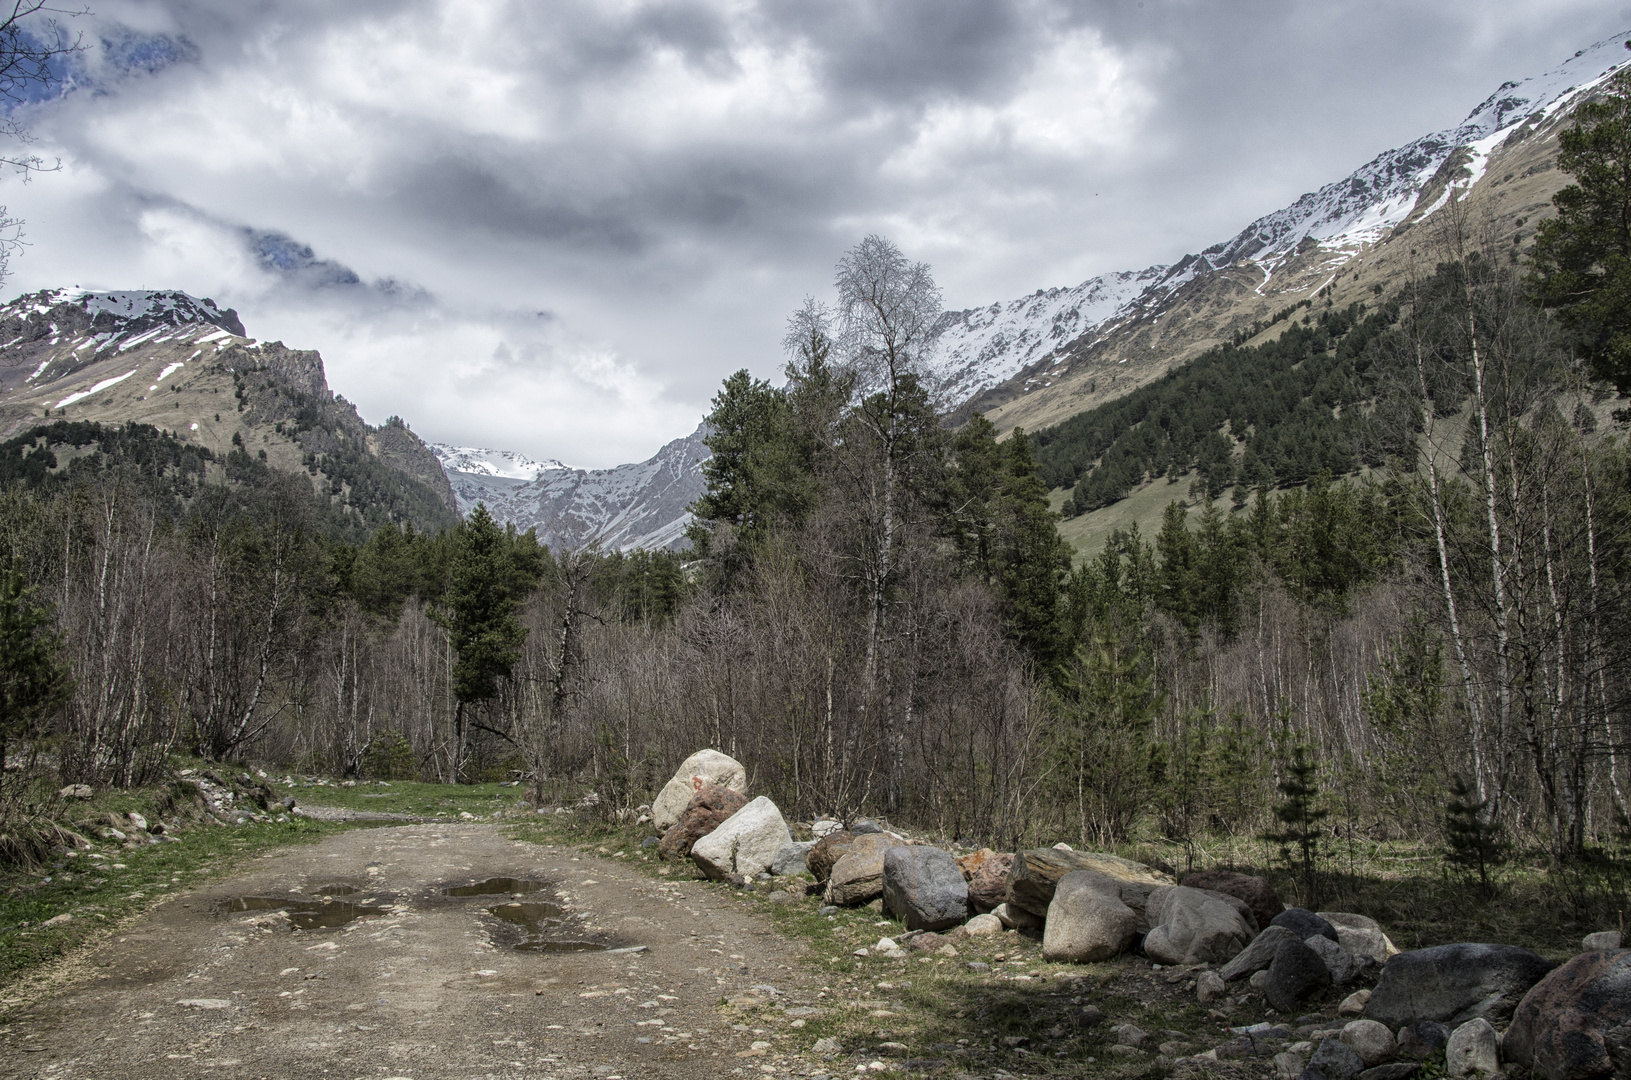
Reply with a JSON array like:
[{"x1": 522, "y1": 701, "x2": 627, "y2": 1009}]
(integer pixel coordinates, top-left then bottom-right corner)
[
  {"x1": 1267, "y1": 742, "x2": 1329, "y2": 907},
  {"x1": 1444, "y1": 774, "x2": 1503, "y2": 896},
  {"x1": 0, "y1": 567, "x2": 72, "y2": 800}
]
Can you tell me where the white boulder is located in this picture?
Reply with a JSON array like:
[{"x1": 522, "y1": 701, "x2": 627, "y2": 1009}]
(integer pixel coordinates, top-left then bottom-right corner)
[
  {"x1": 651, "y1": 749, "x2": 747, "y2": 831},
  {"x1": 691, "y1": 796, "x2": 793, "y2": 880}
]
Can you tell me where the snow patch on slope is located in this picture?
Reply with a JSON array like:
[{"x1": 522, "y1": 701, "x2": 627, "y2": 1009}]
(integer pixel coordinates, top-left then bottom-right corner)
[{"x1": 429, "y1": 444, "x2": 565, "y2": 481}]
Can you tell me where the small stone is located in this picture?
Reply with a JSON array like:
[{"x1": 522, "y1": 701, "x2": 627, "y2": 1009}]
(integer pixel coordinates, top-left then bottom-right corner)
[
  {"x1": 766, "y1": 890, "x2": 794, "y2": 904},
  {"x1": 1394, "y1": 1021, "x2": 1450, "y2": 1061},
  {"x1": 1339, "y1": 1019, "x2": 1394, "y2": 1065},
  {"x1": 1583, "y1": 929, "x2": 1622, "y2": 951},
  {"x1": 1339, "y1": 989, "x2": 1372, "y2": 1016},
  {"x1": 876, "y1": 937, "x2": 898, "y2": 951},
  {"x1": 1444, "y1": 1018, "x2": 1498, "y2": 1077},
  {"x1": 1197, "y1": 970, "x2": 1227, "y2": 1003},
  {"x1": 1076, "y1": 1004, "x2": 1105, "y2": 1026},
  {"x1": 1273, "y1": 1050, "x2": 1307, "y2": 1079},
  {"x1": 1250, "y1": 969, "x2": 1270, "y2": 989},
  {"x1": 640, "y1": 836, "x2": 660, "y2": 849},
  {"x1": 58, "y1": 784, "x2": 92, "y2": 799},
  {"x1": 812, "y1": 1036, "x2": 841, "y2": 1054},
  {"x1": 966, "y1": 961, "x2": 990, "y2": 972},
  {"x1": 40, "y1": 913, "x2": 72, "y2": 927},
  {"x1": 1112, "y1": 1022, "x2": 1148, "y2": 1048},
  {"x1": 1357, "y1": 1065, "x2": 1421, "y2": 1080},
  {"x1": 176, "y1": 999, "x2": 233, "y2": 1010},
  {"x1": 964, "y1": 913, "x2": 1002, "y2": 936},
  {"x1": 818, "y1": 905, "x2": 839, "y2": 916},
  {"x1": 1306, "y1": 1035, "x2": 1367, "y2": 1080}
]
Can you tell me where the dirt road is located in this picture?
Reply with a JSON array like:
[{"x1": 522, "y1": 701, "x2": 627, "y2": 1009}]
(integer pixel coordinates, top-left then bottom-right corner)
[{"x1": 0, "y1": 823, "x2": 830, "y2": 1080}]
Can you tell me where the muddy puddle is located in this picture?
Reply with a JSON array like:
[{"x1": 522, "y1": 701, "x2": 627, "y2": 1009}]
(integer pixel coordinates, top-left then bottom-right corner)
[
  {"x1": 484, "y1": 901, "x2": 608, "y2": 952},
  {"x1": 438, "y1": 877, "x2": 614, "y2": 952},
  {"x1": 221, "y1": 895, "x2": 387, "y2": 930},
  {"x1": 441, "y1": 877, "x2": 547, "y2": 897},
  {"x1": 309, "y1": 884, "x2": 358, "y2": 896}
]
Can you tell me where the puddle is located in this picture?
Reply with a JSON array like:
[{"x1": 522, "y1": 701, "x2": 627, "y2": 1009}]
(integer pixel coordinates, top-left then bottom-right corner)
[
  {"x1": 441, "y1": 877, "x2": 547, "y2": 897},
  {"x1": 309, "y1": 884, "x2": 358, "y2": 896},
  {"x1": 485, "y1": 901, "x2": 608, "y2": 953},
  {"x1": 221, "y1": 896, "x2": 386, "y2": 930}
]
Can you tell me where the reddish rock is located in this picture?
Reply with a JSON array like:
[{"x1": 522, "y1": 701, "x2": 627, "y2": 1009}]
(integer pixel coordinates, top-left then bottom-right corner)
[
  {"x1": 656, "y1": 784, "x2": 748, "y2": 861},
  {"x1": 807, "y1": 830, "x2": 855, "y2": 882},
  {"x1": 1180, "y1": 869, "x2": 1284, "y2": 933},
  {"x1": 1505, "y1": 949, "x2": 1631, "y2": 1080},
  {"x1": 965, "y1": 852, "x2": 1014, "y2": 912}
]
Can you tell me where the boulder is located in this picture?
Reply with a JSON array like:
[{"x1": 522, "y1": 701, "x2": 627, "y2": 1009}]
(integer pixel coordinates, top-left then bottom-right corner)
[
  {"x1": 957, "y1": 850, "x2": 1014, "y2": 912},
  {"x1": 824, "y1": 833, "x2": 906, "y2": 906},
  {"x1": 772, "y1": 841, "x2": 814, "y2": 877},
  {"x1": 1197, "y1": 970, "x2": 1227, "y2": 1003},
  {"x1": 1141, "y1": 885, "x2": 1257, "y2": 966},
  {"x1": 993, "y1": 902, "x2": 1043, "y2": 931},
  {"x1": 1307, "y1": 934, "x2": 1357, "y2": 986},
  {"x1": 657, "y1": 784, "x2": 749, "y2": 861},
  {"x1": 1305, "y1": 1036, "x2": 1367, "y2": 1080},
  {"x1": 1320, "y1": 912, "x2": 1401, "y2": 964},
  {"x1": 1444, "y1": 1018, "x2": 1498, "y2": 1078},
  {"x1": 1265, "y1": 937, "x2": 1334, "y2": 1013},
  {"x1": 1504, "y1": 948, "x2": 1631, "y2": 1080},
  {"x1": 651, "y1": 749, "x2": 748, "y2": 831},
  {"x1": 690, "y1": 796, "x2": 793, "y2": 880},
  {"x1": 1363, "y1": 943, "x2": 1557, "y2": 1028},
  {"x1": 1271, "y1": 907, "x2": 1339, "y2": 943},
  {"x1": 810, "y1": 819, "x2": 843, "y2": 838},
  {"x1": 807, "y1": 830, "x2": 855, "y2": 882},
  {"x1": 1005, "y1": 848, "x2": 1172, "y2": 918},
  {"x1": 1041, "y1": 870, "x2": 1140, "y2": 963},
  {"x1": 883, "y1": 847, "x2": 968, "y2": 931},
  {"x1": 1004, "y1": 854, "x2": 1174, "y2": 920},
  {"x1": 1222, "y1": 924, "x2": 1301, "y2": 981},
  {"x1": 1340, "y1": 1020, "x2": 1395, "y2": 1066},
  {"x1": 850, "y1": 818, "x2": 885, "y2": 834},
  {"x1": 1394, "y1": 1021, "x2": 1450, "y2": 1062},
  {"x1": 964, "y1": 913, "x2": 1003, "y2": 937},
  {"x1": 1182, "y1": 869, "x2": 1284, "y2": 931}
]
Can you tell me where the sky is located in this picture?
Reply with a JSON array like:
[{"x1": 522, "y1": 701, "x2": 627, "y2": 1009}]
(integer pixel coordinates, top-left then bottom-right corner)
[{"x1": 0, "y1": 0, "x2": 1623, "y2": 467}]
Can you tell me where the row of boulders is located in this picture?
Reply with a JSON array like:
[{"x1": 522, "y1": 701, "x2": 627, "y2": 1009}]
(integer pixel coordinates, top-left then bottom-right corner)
[{"x1": 648, "y1": 749, "x2": 1631, "y2": 1080}]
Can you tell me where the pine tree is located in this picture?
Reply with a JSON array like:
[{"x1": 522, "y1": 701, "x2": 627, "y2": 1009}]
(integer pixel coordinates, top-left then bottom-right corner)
[
  {"x1": 1444, "y1": 774, "x2": 1503, "y2": 896},
  {"x1": 0, "y1": 567, "x2": 72, "y2": 801},
  {"x1": 1267, "y1": 742, "x2": 1329, "y2": 907}
]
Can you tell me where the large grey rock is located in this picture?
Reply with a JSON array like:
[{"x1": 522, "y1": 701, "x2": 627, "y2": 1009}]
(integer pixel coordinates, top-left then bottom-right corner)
[
  {"x1": 1319, "y1": 912, "x2": 1401, "y2": 964},
  {"x1": 772, "y1": 841, "x2": 814, "y2": 876},
  {"x1": 1266, "y1": 937, "x2": 1333, "y2": 1013},
  {"x1": 882, "y1": 847, "x2": 968, "y2": 931},
  {"x1": 1222, "y1": 924, "x2": 1301, "y2": 981},
  {"x1": 824, "y1": 833, "x2": 906, "y2": 906},
  {"x1": 652, "y1": 749, "x2": 747, "y2": 831},
  {"x1": 1444, "y1": 1018, "x2": 1498, "y2": 1077},
  {"x1": 1042, "y1": 870, "x2": 1140, "y2": 963},
  {"x1": 1272, "y1": 907, "x2": 1339, "y2": 943},
  {"x1": 1005, "y1": 848, "x2": 1172, "y2": 918},
  {"x1": 1504, "y1": 947, "x2": 1631, "y2": 1080},
  {"x1": 690, "y1": 796, "x2": 793, "y2": 880},
  {"x1": 1141, "y1": 885, "x2": 1257, "y2": 966},
  {"x1": 1303, "y1": 1036, "x2": 1366, "y2": 1080},
  {"x1": 1183, "y1": 869, "x2": 1284, "y2": 931},
  {"x1": 1308, "y1": 934, "x2": 1357, "y2": 986},
  {"x1": 1363, "y1": 943, "x2": 1557, "y2": 1028}
]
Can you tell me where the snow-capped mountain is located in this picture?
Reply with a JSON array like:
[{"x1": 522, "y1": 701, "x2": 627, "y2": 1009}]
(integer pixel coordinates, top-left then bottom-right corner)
[
  {"x1": 928, "y1": 31, "x2": 1631, "y2": 431},
  {"x1": 431, "y1": 426, "x2": 708, "y2": 552}
]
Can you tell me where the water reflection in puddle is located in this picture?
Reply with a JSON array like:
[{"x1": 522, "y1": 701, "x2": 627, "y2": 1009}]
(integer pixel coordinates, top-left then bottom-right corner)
[
  {"x1": 441, "y1": 877, "x2": 547, "y2": 897},
  {"x1": 310, "y1": 884, "x2": 358, "y2": 896},
  {"x1": 485, "y1": 901, "x2": 607, "y2": 952},
  {"x1": 223, "y1": 896, "x2": 386, "y2": 930}
]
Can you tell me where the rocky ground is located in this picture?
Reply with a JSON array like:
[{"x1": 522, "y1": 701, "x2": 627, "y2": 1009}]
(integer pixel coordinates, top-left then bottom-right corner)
[{"x1": 0, "y1": 823, "x2": 832, "y2": 1080}]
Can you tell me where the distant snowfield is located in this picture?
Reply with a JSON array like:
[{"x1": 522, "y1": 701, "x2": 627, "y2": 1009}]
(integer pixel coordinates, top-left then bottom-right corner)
[{"x1": 429, "y1": 444, "x2": 565, "y2": 481}]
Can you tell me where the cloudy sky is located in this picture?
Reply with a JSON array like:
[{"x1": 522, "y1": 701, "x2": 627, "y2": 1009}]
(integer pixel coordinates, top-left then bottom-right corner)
[{"x1": 0, "y1": 0, "x2": 1623, "y2": 466}]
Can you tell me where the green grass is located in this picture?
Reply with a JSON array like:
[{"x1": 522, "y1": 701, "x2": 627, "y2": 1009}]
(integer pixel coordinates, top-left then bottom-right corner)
[
  {"x1": 1052, "y1": 475, "x2": 1201, "y2": 563},
  {"x1": 272, "y1": 775, "x2": 531, "y2": 819}
]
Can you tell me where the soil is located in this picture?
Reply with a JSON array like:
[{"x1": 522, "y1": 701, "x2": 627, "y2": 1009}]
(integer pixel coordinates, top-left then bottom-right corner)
[{"x1": 0, "y1": 823, "x2": 827, "y2": 1079}]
